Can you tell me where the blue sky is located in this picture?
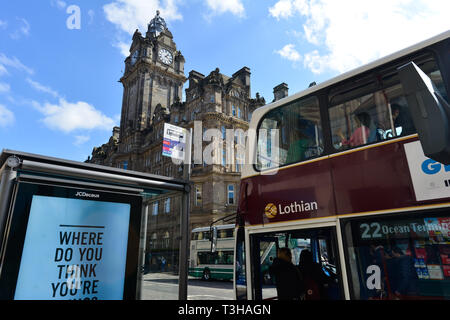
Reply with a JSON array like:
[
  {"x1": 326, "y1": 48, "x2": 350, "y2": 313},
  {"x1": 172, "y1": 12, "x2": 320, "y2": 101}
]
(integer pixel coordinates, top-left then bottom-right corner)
[{"x1": 0, "y1": 0, "x2": 448, "y2": 162}]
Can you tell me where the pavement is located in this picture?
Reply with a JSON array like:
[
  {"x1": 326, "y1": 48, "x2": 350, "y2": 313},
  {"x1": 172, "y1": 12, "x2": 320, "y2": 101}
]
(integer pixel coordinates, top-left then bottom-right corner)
[{"x1": 140, "y1": 272, "x2": 234, "y2": 300}]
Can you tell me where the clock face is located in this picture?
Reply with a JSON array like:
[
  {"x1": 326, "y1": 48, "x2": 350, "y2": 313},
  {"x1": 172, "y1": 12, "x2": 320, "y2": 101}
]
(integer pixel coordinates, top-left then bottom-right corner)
[{"x1": 158, "y1": 48, "x2": 173, "y2": 65}]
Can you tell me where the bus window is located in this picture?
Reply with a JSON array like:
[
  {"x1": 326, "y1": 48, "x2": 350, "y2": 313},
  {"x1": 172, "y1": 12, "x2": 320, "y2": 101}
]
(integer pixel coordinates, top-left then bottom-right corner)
[
  {"x1": 218, "y1": 228, "x2": 234, "y2": 239},
  {"x1": 256, "y1": 96, "x2": 323, "y2": 170},
  {"x1": 236, "y1": 227, "x2": 247, "y2": 300},
  {"x1": 342, "y1": 211, "x2": 450, "y2": 300},
  {"x1": 329, "y1": 53, "x2": 447, "y2": 151},
  {"x1": 251, "y1": 228, "x2": 342, "y2": 300}
]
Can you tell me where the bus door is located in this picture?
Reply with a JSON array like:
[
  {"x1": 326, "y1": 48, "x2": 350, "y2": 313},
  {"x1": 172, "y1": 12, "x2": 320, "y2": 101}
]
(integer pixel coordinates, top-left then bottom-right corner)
[
  {"x1": 251, "y1": 235, "x2": 279, "y2": 300},
  {"x1": 250, "y1": 226, "x2": 344, "y2": 300}
]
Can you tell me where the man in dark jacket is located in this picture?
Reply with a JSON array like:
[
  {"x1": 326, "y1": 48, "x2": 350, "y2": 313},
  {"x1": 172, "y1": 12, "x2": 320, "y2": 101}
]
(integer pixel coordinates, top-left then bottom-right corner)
[
  {"x1": 269, "y1": 247, "x2": 304, "y2": 300},
  {"x1": 390, "y1": 247, "x2": 419, "y2": 298}
]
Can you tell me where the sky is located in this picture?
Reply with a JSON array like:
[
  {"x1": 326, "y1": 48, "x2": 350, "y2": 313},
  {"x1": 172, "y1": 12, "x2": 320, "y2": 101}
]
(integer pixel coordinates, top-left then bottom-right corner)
[{"x1": 0, "y1": 0, "x2": 449, "y2": 162}]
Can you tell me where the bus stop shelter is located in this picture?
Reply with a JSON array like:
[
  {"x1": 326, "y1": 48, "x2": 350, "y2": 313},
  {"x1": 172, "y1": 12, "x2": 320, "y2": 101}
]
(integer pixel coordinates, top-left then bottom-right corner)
[{"x1": 0, "y1": 149, "x2": 190, "y2": 300}]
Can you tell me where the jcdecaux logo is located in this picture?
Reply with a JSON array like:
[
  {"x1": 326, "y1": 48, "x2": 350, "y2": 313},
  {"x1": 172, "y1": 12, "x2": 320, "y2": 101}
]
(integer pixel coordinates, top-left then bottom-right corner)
[
  {"x1": 421, "y1": 159, "x2": 450, "y2": 175},
  {"x1": 75, "y1": 191, "x2": 100, "y2": 198}
]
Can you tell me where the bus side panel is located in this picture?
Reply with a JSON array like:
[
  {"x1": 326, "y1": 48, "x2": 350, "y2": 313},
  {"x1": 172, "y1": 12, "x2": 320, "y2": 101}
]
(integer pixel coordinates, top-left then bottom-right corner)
[
  {"x1": 331, "y1": 138, "x2": 419, "y2": 215},
  {"x1": 243, "y1": 158, "x2": 336, "y2": 225}
]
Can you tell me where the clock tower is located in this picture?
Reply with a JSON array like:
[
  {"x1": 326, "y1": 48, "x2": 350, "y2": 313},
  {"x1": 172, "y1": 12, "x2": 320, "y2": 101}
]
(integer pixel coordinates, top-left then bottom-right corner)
[{"x1": 119, "y1": 11, "x2": 186, "y2": 140}]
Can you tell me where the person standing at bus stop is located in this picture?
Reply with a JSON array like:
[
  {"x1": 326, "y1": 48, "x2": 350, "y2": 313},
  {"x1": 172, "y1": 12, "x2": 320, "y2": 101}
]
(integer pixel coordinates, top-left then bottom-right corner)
[{"x1": 269, "y1": 248, "x2": 304, "y2": 300}]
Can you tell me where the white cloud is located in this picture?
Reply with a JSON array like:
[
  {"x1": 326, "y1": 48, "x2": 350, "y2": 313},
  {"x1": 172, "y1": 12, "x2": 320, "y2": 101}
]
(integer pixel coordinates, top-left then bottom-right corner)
[
  {"x1": 10, "y1": 18, "x2": 30, "y2": 40},
  {"x1": 74, "y1": 135, "x2": 90, "y2": 146},
  {"x1": 0, "y1": 53, "x2": 34, "y2": 76},
  {"x1": 26, "y1": 78, "x2": 60, "y2": 98},
  {"x1": 0, "y1": 20, "x2": 7, "y2": 29},
  {"x1": 32, "y1": 98, "x2": 116, "y2": 133},
  {"x1": 276, "y1": 44, "x2": 301, "y2": 62},
  {"x1": 0, "y1": 82, "x2": 10, "y2": 93},
  {"x1": 115, "y1": 41, "x2": 131, "y2": 57},
  {"x1": 205, "y1": 0, "x2": 245, "y2": 18},
  {"x1": 50, "y1": 0, "x2": 67, "y2": 10},
  {"x1": 0, "y1": 104, "x2": 14, "y2": 127},
  {"x1": 270, "y1": 0, "x2": 450, "y2": 74},
  {"x1": 88, "y1": 9, "x2": 95, "y2": 24},
  {"x1": 0, "y1": 65, "x2": 7, "y2": 76},
  {"x1": 269, "y1": 0, "x2": 294, "y2": 20},
  {"x1": 103, "y1": 0, "x2": 183, "y2": 36}
]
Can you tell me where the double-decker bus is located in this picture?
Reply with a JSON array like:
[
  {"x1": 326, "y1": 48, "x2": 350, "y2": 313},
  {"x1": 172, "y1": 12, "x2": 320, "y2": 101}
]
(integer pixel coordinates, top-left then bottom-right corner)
[
  {"x1": 234, "y1": 30, "x2": 450, "y2": 300},
  {"x1": 189, "y1": 224, "x2": 235, "y2": 281}
]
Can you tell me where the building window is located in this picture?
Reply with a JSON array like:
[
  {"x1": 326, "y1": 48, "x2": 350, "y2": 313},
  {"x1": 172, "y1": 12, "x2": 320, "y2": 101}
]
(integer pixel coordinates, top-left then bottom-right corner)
[
  {"x1": 152, "y1": 201, "x2": 159, "y2": 216},
  {"x1": 221, "y1": 126, "x2": 226, "y2": 140},
  {"x1": 210, "y1": 94, "x2": 215, "y2": 103},
  {"x1": 165, "y1": 198, "x2": 171, "y2": 213},
  {"x1": 222, "y1": 148, "x2": 226, "y2": 167},
  {"x1": 232, "y1": 105, "x2": 236, "y2": 116},
  {"x1": 227, "y1": 184, "x2": 235, "y2": 205},
  {"x1": 235, "y1": 149, "x2": 243, "y2": 172},
  {"x1": 195, "y1": 185, "x2": 202, "y2": 207},
  {"x1": 163, "y1": 231, "x2": 170, "y2": 248},
  {"x1": 238, "y1": 107, "x2": 242, "y2": 119},
  {"x1": 150, "y1": 232, "x2": 157, "y2": 249}
]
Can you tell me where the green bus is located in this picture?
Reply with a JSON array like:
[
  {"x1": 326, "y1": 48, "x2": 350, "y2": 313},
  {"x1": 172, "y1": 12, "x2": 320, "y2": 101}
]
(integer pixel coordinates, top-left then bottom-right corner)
[{"x1": 189, "y1": 224, "x2": 235, "y2": 281}]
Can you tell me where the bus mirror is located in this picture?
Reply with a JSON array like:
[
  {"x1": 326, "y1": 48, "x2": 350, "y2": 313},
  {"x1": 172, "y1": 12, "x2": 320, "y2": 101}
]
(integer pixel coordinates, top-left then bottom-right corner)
[
  {"x1": 211, "y1": 226, "x2": 217, "y2": 253},
  {"x1": 398, "y1": 61, "x2": 450, "y2": 164}
]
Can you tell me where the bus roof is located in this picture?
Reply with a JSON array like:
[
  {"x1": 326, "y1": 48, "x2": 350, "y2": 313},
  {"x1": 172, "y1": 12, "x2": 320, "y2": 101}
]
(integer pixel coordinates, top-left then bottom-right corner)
[{"x1": 254, "y1": 30, "x2": 448, "y2": 119}]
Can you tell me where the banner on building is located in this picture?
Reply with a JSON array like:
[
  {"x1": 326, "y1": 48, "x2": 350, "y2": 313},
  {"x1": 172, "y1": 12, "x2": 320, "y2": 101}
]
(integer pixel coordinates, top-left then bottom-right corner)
[{"x1": 162, "y1": 123, "x2": 187, "y2": 161}]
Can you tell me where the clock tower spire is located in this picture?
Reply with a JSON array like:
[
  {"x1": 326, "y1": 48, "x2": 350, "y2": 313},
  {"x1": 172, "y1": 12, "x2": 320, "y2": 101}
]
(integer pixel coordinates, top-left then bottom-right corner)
[{"x1": 119, "y1": 11, "x2": 186, "y2": 140}]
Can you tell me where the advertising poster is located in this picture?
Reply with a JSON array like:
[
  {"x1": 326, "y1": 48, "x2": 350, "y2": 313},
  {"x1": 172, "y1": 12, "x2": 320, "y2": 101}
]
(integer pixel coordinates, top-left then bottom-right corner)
[
  {"x1": 404, "y1": 140, "x2": 450, "y2": 201},
  {"x1": 162, "y1": 123, "x2": 187, "y2": 161},
  {"x1": 14, "y1": 195, "x2": 130, "y2": 300},
  {"x1": 424, "y1": 217, "x2": 450, "y2": 244}
]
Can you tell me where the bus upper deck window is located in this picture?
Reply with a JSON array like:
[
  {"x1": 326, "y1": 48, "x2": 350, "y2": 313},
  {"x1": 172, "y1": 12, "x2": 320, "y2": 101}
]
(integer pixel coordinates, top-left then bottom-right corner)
[
  {"x1": 329, "y1": 53, "x2": 447, "y2": 151},
  {"x1": 256, "y1": 96, "x2": 323, "y2": 170},
  {"x1": 330, "y1": 86, "x2": 415, "y2": 151}
]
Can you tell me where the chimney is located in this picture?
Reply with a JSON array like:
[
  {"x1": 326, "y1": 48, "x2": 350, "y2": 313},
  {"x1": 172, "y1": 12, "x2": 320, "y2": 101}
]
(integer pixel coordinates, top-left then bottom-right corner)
[
  {"x1": 232, "y1": 67, "x2": 251, "y2": 87},
  {"x1": 188, "y1": 70, "x2": 205, "y2": 88},
  {"x1": 113, "y1": 126, "x2": 120, "y2": 139},
  {"x1": 273, "y1": 83, "x2": 288, "y2": 101}
]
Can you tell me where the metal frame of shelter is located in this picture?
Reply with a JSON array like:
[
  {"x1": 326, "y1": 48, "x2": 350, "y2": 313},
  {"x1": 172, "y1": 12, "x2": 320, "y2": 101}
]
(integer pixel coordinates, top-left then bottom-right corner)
[{"x1": 0, "y1": 149, "x2": 191, "y2": 300}]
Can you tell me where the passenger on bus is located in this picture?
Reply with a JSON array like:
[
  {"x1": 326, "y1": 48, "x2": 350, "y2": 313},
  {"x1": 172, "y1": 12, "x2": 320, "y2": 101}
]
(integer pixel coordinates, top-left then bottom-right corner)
[
  {"x1": 390, "y1": 104, "x2": 415, "y2": 136},
  {"x1": 286, "y1": 119, "x2": 312, "y2": 164},
  {"x1": 269, "y1": 248, "x2": 304, "y2": 300},
  {"x1": 336, "y1": 112, "x2": 371, "y2": 148},
  {"x1": 297, "y1": 249, "x2": 328, "y2": 300}
]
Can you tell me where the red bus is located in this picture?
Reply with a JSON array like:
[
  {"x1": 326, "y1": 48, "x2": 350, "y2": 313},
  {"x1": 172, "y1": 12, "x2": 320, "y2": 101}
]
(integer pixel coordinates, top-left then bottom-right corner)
[{"x1": 234, "y1": 30, "x2": 450, "y2": 300}]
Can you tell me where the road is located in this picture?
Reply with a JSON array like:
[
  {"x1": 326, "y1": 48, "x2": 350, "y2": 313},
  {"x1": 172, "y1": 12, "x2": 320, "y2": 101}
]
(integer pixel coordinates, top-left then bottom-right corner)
[{"x1": 140, "y1": 273, "x2": 234, "y2": 300}]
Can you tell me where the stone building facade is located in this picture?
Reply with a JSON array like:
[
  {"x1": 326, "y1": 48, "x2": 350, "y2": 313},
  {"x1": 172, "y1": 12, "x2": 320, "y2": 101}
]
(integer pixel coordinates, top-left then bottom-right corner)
[{"x1": 88, "y1": 12, "x2": 266, "y2": 269}]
